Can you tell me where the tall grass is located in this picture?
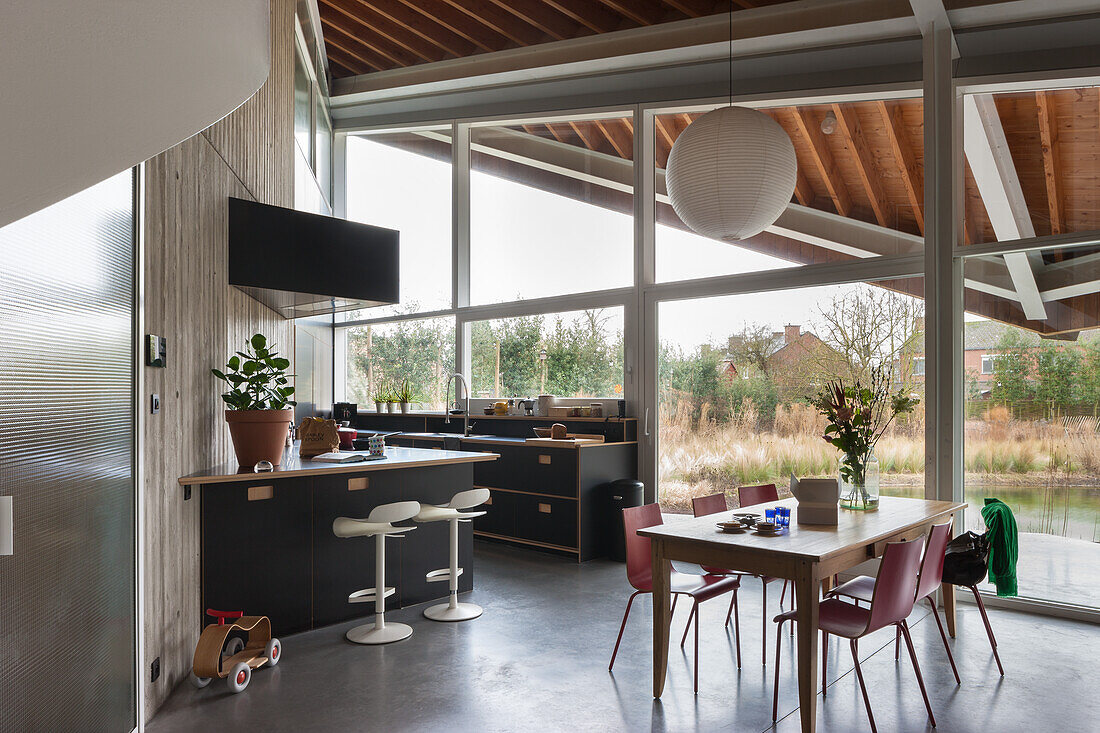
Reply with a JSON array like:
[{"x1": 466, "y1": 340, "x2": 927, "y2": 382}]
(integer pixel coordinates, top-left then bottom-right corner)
[{"x1": 658, "y1": 398, "x2": 1100, "y2": 513}]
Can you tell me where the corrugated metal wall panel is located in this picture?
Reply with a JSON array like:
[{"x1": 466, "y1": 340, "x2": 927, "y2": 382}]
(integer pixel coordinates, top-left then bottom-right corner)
[{"x1": 0, "y1": 170, "x2": 136, "y2": 731}]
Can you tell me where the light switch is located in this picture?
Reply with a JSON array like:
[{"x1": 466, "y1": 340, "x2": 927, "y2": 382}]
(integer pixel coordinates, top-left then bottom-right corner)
[{"x1": 0, "y1": 497, "x2": 12, "y2": 556}]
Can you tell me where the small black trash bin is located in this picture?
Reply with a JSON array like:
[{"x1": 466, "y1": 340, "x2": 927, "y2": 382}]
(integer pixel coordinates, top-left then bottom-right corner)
[{"x1": 608, "y1": 479, "x2": 644, "y2": 562}]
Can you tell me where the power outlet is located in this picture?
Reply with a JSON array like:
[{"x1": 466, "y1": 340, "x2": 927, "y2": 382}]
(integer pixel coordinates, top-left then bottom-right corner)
[{"x1": 150, "y1": 656, "x2": 161, "y2": 683}]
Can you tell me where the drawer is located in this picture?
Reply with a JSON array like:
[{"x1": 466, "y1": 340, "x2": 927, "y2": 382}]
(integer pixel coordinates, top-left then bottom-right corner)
[
  {"x1": 472, "y1": 444, "x2": 521, "y2": 488},
  {"x1": 523, "y1": 448, "x2": 577, "y2": 497},
  {"x1": 514, "y1": 494, "x2": 577, "y2": 549},
  {"x1": 474, "y1": 489, "x2": 517, "y2": 538}
]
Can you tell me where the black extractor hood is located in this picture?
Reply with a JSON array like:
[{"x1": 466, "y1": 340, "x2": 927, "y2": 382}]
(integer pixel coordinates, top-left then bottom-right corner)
[{"x1": 228, "y1": 197, "x2": 399, "y2": 317}]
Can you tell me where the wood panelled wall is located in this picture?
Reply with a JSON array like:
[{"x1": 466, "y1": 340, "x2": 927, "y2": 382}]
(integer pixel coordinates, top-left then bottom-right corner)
[{"x1": 142, "y1": 0, "x2": 296, "y2": 719}]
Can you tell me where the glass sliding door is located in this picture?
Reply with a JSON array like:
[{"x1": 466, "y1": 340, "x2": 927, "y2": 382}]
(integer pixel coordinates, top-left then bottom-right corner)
[
  {"x1": 657, "y1": 279, "x2": 925, "y2": 513},
  {"x1": 0, "y1": 170, "x2": 136, "y2": 730}
]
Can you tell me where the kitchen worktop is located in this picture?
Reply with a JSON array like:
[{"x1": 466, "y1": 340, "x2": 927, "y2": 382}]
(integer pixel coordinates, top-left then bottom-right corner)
[{"x1": 178, "y1": 445, "x2": 498, "y2": 485}]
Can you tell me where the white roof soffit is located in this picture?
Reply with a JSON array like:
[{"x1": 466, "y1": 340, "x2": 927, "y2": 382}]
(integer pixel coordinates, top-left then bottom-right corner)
[{"x1": 0, "y1": 1, "x2": 270, "y2": 229}]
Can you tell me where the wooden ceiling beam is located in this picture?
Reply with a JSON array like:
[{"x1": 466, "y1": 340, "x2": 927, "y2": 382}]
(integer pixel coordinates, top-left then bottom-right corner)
[
  {"x1": 320, "y1": 0, "x2": 442, "y2": 64},
  {"x1": 592, "y1": 0, "x2": 669, "y2": 26},
  {"x1": 542, "y1": 0, "x2": 624, "y2": 34},
  {"x1": 831, "y1": 103, "x2": 891, "y2": 228},
  {"x1": 567, "y1": 121, "x2": 606, "y2": 153},
  {"x1": 357, "y1": 0, "x2": 473, "y2": 58},
  {"x1": 790, "y1": 108, "x2": 852, "y2": 217},
  {"x1": 393, "y1": 0, "x2": 501, "y2": 52},
  {"x1": 876, "y1": 100, "x2": 924, "y2": 235},
  {"x1": 1035, "y1": 90, "x2": 1065, "y2": 235},
  {"x1": 595, "y1": 118, "x2": 633, "y2": 159},
  {"x1": 793, "y1": 171, "x2": 814, "y2": 207},
  {"x1": 325, "y1": 42, "x2": 378, "y2": 75},
  {"x1": 485, "y1": 0, "x2": 575, "y2": 40},
  {"x1": 319, "y1": 16, "x2": 416, "y2": 70},
  {"x1": 654, "y1": 116, "x2": 675, "y2": 152},
  {"x1": 439, "y1": 0, "x2": 547, "y2": 47},
  {"x1": 660, "y1": 0, "x2": 715, "y2": 17}
]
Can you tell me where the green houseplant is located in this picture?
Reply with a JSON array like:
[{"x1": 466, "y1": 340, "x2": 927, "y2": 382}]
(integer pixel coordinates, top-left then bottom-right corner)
[
  {"x1": 212, "y1": 333, "x2": 296, "y2": 467},
  {"x1": 810, "y1": 366, "x2": 918, "y2": 510},
  {"x1": 372, "y1": 385, "x2": 387, "y2": 413},
  {"x1": 396, "y1": 379, "x2": 414, "y2": 414}
]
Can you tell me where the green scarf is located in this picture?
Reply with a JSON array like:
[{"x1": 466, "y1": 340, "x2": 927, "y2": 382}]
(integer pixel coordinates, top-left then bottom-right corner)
[{"x1": 980, "y1": 498, "x2": 1018, "y2": 597}]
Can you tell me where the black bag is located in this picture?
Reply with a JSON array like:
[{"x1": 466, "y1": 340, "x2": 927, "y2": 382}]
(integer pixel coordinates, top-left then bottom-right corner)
[{"x1": 941, "y1": 530, "x2": 990, "y2": 587}]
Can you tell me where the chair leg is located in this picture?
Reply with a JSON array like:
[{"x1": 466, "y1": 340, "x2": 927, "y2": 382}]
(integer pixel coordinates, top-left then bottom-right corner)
[
  {"x1": 926, "y1": 597, "x2": 961, "y2": 684},
  {"x1": 780, "y1": 578, "x2": 787, "y2": 607},
  {"x1": 970, "y1": 585, "x2": 1004, "y2": 676},
  {"x1": 772, "y1": 619, "x2": 784, "y2": 722},
  {"x1": 608, "y1": 591, "x2": 641, "y2": 671},
  {"x1": 732, "y1": 589, "x2": 742, "y2": 669},
  {"x1": 671, "y1": 593, "x2": 679, "y2": 618},
  {"x1": 850, "y1": 638, "x2": 877, "y2": 733},
  {"x1": 899, "y1": 620, "x2": 937, "y2": 728},
  {"x1": 822, "y1": 631, "x2": 829, "y2": 698},
  {"x1": 680, "y1": 600, "x2": 697, "y2": 648},
  {"x1": 724, "y1": 591, "x2": 736, "y2": 627},
  {"x1": 694, "y1": 596, "x2": 700, "y2": 694},
  {"x1": 895, "y1": 625, "x2": 901, "y2": 661},
  {"x1": 761, "y1": 579, "x2": 768, "y2": 664}
]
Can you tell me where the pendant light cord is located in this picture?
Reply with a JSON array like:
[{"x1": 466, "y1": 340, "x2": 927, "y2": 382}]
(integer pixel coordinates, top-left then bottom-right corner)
[{"x1": 728, "y1": 0, "x2": 733, "y2": 106}]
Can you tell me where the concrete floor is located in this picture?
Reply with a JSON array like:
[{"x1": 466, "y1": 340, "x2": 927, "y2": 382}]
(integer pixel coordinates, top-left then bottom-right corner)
[{"x1": 149, "y1": 542, "x2": 1100, "y2": 733}]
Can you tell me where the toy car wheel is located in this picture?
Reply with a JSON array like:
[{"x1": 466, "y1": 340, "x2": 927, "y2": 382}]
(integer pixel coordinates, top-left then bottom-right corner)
[
  {"x1": 222, "y1": 636, "x2": 244, "y2": 658},
  {"x1": 264, "y1": 638, "x2": 281, "y2": 667},
  {"x1": 189, "y1": 671, "x2": 211, "y2": 689},
  {"x1": 227, "y1": 662, "x2": 251, "y2": 693}
]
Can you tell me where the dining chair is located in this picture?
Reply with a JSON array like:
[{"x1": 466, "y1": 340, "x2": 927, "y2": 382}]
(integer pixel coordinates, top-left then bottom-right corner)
[
  {"x1": 771, "y1": 537, "x2": 936, "y2": 732},
  {"x1": 609, "y1": 503, "x2": 741, "y2": 693},
  {"x1": 828, "y1": 521, "x2": 961, "y2": 684},
  {"x1": 690, "y1": 493, "x2": 746, "y2": 668},
  {"x1": 734, "y1": 484, "x2": 794, "y2": 663}
]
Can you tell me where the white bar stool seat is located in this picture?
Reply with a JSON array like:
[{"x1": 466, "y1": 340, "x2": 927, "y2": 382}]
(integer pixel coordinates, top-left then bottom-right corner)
[
  {"x1": 333, "y1": 500, "x2": 421, "y2": 645},
  {"x1": 415, "y1": 488, "x2": 490, "y2": 622}
]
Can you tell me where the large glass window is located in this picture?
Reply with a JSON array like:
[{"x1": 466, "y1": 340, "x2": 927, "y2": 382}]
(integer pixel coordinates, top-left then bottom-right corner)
[
  {"x1": 962, "y1": 243, "x2": 1100, "y2": 608},
  {"x1": 469, "y1": 116, "x2": 634, "y2": 304},
  {"x1": 655, "y1": 97, "x2": 924, "y2": 282},
  {"x1": 469, "y1": 307, "x2": 624, "y2": 399},
  {"x1": 343, "y1": 131, "x2": 452, "y2": 319},
  {"x1": 657, "y1": 279, "x2": 925, "y2": 513},
  {"x1": 344, "y1": 316, "x2": 456, "y2": 410}
]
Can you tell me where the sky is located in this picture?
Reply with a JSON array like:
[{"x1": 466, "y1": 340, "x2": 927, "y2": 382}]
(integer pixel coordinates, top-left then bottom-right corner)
[{"x1": 345, "y1": 135, "x2": 940, "y2": 351}]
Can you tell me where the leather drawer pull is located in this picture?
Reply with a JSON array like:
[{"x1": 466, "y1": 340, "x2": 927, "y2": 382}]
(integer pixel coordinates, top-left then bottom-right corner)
[
  {"x1": 247, "y1": 485, "x2": 273, "y2": 501},
  {"x1": 538, "y1": 503, "x2": 552, "y2": 514},
  {"x1": 538, "y1": 455, "x2": 552, "y2": 465},
  {"x1": 348, "y1": 477, "x2": 369, "y2": 491}
]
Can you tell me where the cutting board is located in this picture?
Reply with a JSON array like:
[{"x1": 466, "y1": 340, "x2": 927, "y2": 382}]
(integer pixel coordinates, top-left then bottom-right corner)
[{"x1": 525, "y1": 433, "x2": 605, "y2": 446}]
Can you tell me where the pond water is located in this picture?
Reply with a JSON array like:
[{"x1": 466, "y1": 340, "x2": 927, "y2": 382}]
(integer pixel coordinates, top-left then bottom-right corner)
[{"x1": 882, "y1": 484, "x2": 1100, "y2": 542}]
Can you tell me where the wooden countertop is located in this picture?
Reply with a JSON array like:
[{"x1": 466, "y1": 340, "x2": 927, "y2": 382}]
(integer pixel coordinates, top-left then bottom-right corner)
[{"x1": 179, "y1": 446, "x2": 499, "y2": 486}]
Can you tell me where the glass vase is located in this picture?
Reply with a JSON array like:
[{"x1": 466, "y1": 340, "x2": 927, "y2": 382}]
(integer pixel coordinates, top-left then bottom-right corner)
[{"x1": 839, "y1": 452, "x2": 880, "y2": 510}]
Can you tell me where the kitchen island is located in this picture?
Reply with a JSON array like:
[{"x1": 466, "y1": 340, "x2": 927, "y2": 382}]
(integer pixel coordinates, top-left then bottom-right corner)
[{"x1": 178, "y1": 445, "x2": 498, "y2": 635}]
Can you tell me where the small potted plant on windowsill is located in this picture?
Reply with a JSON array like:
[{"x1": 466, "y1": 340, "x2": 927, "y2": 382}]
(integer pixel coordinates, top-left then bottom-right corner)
[
  {"x1": 397, "y1": 379, "x2": 414, "y2": 414},
  {"x1": 373, "y1": 385, "x2": 387, "y2": 414},
  {"x1": 386, "y1": 389, "x2": 398, "y2": 414},
  {"x1": 212, "y1": 333, "x2": 296, "y2": 467}
]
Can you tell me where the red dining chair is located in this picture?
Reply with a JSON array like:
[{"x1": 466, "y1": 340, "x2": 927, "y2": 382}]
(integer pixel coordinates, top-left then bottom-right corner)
[
  {"x1": 736, "y1": 484, "x2": 793, "y2": 662},
  {"x1": 690, "y1": 493, "x2": 745, "y2": 668},
  {"x1": 608, "y1": 503, "x2": 741, "y2": 693},
  {"x1": 828, "y1": 521, "x2": 961, "y2": 684},
  {"x1": 771, "y1": 537, "x2": 936, "y2": 731}
]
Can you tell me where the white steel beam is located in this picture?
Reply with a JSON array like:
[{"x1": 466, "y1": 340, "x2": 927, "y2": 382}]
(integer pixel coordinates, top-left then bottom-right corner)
[{"x1": 963, "y1": 93, "x2": 1048, "y2": 320}]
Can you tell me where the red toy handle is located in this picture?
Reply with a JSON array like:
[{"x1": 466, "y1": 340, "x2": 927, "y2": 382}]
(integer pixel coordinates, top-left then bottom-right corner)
[{"x1": 206, "y1": 608, "x2": 244, "y2": 625}]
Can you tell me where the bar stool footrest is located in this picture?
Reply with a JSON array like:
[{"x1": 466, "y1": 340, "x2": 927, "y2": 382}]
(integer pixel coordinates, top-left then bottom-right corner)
[
  {"x1": 426, "y1": 567, "x2": 463, "y2": 583},
  {"x1": 348, "y1": 586, "x2": 395, "y2": 604}
]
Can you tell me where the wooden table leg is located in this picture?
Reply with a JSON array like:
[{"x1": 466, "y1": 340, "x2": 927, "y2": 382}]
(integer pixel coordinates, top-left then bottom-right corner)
[
  {"x1": 795, "y1": 561, "x2": 820, "y2": 733},
  {"x1": 652, "y1": 538, "x2": 671, "y2": 698},
  {"x1": 942, "y1": 581, "x2": 957, "y2": 638}
]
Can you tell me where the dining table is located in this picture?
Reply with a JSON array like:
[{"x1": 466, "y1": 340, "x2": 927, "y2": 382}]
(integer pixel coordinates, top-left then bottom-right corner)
[{"x1": 638, "y1": 495, "x2": 967, "y2": 733}]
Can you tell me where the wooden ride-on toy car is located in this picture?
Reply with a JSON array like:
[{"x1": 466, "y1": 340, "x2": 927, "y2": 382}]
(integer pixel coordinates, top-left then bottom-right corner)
[{"x1": 190, "y1": 608, "x2": 282, "y2": 693}]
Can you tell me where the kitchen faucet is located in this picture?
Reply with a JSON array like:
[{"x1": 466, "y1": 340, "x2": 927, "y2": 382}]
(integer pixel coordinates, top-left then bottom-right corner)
[{"x1": 444, "y1": 373, "x2": 473, "y2": 437}]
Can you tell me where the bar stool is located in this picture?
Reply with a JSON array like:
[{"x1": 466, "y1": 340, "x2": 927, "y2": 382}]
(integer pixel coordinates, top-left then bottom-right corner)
[
  {"x1": 415, "y1": 488, "x2": 490, "y2": 622},
  {"x1": 333, "y1": 500, "x2": 421, "y2": 644}
]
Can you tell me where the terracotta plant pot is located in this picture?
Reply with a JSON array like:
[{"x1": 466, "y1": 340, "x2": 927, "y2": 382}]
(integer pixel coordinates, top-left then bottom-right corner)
[{"x1": 225, "y1": 409, "x2": 293, "y2": 467}]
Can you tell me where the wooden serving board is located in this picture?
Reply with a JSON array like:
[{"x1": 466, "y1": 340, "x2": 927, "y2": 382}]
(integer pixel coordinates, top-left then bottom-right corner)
[{"x1": 525, "y1": 434, "x2": 605, "y2": 446}]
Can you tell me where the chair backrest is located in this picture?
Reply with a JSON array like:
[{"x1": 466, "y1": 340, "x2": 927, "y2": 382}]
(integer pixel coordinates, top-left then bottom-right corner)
[
  {"x1": 367, "y1": 500, "x2": 421, "y2": 525},
  {"x1": 865, "y1": 537, "x2": 926, "y2": 633},
  {"x1": 622, "y1": 503, "x2": 663, "y2": 592},
  {"x1": 449, "y1": 488, "x2": 491, "y2": 510},
  {"x1": 738, "y1": 483, "x2": 778, "y2": 508},
  {"x1": 692, "y1": 493, "x2": 726, "y2": 518},
  {"x1": 915, "y1": 522, "x2": 953, "y2": 601}
]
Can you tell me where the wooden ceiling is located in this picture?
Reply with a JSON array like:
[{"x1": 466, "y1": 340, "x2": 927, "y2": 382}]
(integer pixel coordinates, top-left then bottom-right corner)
[{"x1": 317, "y1": 0, "x2": 796, "y2": 78}]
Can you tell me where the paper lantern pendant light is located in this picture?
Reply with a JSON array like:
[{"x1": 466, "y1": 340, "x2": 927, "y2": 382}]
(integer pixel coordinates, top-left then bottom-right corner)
[{"x1": 665, "y1": 105, "x2": 798, "y2": 242}]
